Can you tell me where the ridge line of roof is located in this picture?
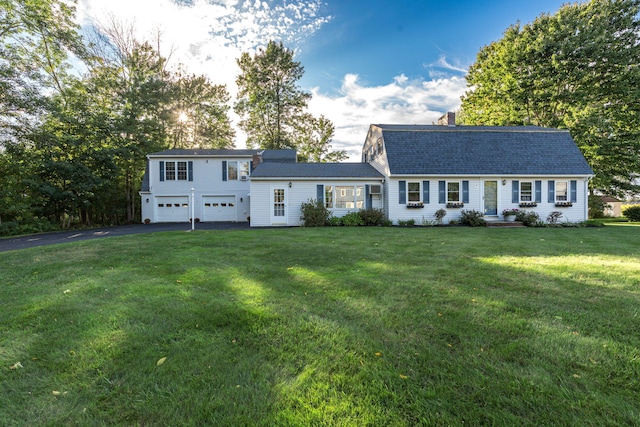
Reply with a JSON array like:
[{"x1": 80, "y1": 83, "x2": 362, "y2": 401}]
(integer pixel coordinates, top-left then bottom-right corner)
[{"x1": 373, "y1": 126, "x2": 568, "y2": 133}]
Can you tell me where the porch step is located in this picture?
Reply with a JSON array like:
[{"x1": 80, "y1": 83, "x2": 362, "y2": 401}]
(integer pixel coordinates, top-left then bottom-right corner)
[{"x1": 486, "y1": 221, "x2": 526, "y2": 228}]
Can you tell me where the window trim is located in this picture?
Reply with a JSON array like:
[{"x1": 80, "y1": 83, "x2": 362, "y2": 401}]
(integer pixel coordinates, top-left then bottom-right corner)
[
  {"x1": 324, "y1": 185, "x2": 365, "y2": 209},
  {"x1": 555, "y1": 181, "x2": 568, "y2": 202},
  {"x1": 519, "y1": 181, "x2": 533, "y2": 202},
  {"x1": 407, "y1": 181, "x2": 421, "y2": 202}
]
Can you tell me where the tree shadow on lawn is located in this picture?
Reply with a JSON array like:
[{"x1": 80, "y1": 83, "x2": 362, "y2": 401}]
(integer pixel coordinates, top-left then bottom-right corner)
[{"x1": 2, "y1": 228, "x2": 640, "y2": 425}]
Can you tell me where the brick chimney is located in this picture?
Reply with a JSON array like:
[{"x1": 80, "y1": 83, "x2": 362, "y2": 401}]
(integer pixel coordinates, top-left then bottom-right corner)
[
  {"x1": 252, "y1": 151, "x2": 263, "y2": 170},
  {"x1": 437, "y1": 112, "x2": 456, "y2": 126}
]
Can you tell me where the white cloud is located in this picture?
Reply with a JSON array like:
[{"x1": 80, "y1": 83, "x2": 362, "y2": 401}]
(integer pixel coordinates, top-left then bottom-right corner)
[
  {"x1": 308, "y1": 74, "x2": 468, "y2": 161},
  {"x1": 76, "y1": 1, "x2": 468, "y2": 160}
]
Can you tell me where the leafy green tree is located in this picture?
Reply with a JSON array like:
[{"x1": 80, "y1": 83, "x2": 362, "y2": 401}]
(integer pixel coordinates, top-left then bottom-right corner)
[
  {"x1": 294, "y1": 114, "x2": 346, "y2": 162},
  {"x1": 0, "y1": 0, "x2": 85, "y2": 229},
  {"x1": 169, "y1": 69, "x2": 235, "y2": 149},
  {"x1": 235, "y1": 40, "x2": 343, "y2": 161},
  {"x1": 235, "y1": 41, "x2": 310, "y2": 150},
  {"x1": 460, "y1": 0, "x2": 640, "y2": 196}
]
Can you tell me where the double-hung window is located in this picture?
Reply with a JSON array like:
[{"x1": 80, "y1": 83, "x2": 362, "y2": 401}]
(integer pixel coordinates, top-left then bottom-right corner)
[
  {"x1": 224, "y1": 160, "x2": 250, "y2": 181},
  {"x1": 555, "y1": 181, "x2": 568, "y2": 202},
  {"x1": 447, "y1": 182, "x2": 460, "y2": 202},
  {"x1": 520, "y1": 181, "x2": 533, "y2": 202},
  {"x1": 162, "y1": 161, "x2": 190, "y2": 181},
  {"x1": 407, "y1": 182, "x2": 421, "y2": 202}
]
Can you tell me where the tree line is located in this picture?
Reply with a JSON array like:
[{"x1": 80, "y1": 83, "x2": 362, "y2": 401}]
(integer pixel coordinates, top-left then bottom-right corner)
[
  {"x1": 0, "y1": 1, "x2": 344, "y2": 234},
  {"x1": 2, "y1": 0, "x2": 639, "y2": 234}
]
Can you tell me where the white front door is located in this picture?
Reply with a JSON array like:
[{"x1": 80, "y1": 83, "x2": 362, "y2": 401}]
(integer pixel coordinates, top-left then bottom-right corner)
[{"x1": 270, "y1": 187, "x2": 287, "y2": 225}]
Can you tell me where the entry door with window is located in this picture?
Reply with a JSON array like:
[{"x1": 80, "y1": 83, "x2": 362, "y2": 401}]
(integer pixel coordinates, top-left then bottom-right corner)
[
  {"x1": 484, "y1": 180, "x2": 498, "y2": 216},
  {"x1": 271, "y1": 187, "x2": 287, "y2": 225}
]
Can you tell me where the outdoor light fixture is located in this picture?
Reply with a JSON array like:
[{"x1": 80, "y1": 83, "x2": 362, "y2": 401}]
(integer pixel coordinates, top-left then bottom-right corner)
[
  {"x1": 289, "y1": 182, "x2": 292, "y2": 188},
  {"x1": 146, "y1": 198, "x2": 149, "y2": 203},
  {"x1": 502, "y1": 179, "x2": 506, "y2": 185}
]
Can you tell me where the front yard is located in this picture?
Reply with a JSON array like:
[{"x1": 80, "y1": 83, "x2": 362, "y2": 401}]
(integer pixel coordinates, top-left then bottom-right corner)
[{"x1": 1, "y1": 226, "x2": 639, "y2": 425}]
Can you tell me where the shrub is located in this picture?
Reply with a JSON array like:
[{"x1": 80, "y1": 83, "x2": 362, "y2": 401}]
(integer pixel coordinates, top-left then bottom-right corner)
[
  {"x1": 434, "y1": 208, "x2": 447, "y2": 223},
  {"x1": 420, "y1": 216, "x2": 437, "y2": 226},
  {"x1": 300, "y1": 199, "x2": 330, "y2": 227},
  {"x1": 397, "y1": 219, "x2": 415, "y2": 226},
  {"x1": 622, "y1": 205, "x2": 640, "y2": 222},
  {"x1": 546, "y1": 211, "x2": 563, "y2": 225},
  {"x1": 588, "y1": 196, "x2": 608, "y2": 218},
  {"x1": 327, "y1": 216, "x2": 342, "y2": 226},
  {"x1": 359, "y1": 208, "x2": 385, "y2": 226},
  {"x1": 341, "y1": 212, "x2": 364, "y2": 226},
  {"x1": 381, "y1": 219, "x2": 394, "y2": 227},
  {"x1": 516, "y1": 210, "x2": 542, "y2": 227},
  {"x1": 459, "y1": 210, "x2": 486, "y2": 227}
]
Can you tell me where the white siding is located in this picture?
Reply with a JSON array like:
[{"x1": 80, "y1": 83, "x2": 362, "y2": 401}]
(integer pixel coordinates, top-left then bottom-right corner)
[
  {"x1": 143, "y1": 156, "x2": 252, "y2": 223},
  {"x1": 250, "y1": 179, "x2": 385, "y2": 227},
  {"x1": 386, "y1": 176, "x2": 590, "y2": 225}
]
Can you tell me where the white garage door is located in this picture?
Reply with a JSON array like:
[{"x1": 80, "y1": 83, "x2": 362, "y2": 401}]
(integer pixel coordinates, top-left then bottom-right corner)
[
  {"x1": 156, "y1": 196, "x2": 189, "y2": 222},
  {"x1": 202, "y1": 196, "x2": 236, "y2": 222}
]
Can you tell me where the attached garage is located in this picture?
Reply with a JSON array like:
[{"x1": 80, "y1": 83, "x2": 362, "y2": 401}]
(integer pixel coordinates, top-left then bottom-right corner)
[
  {"x1": 202, "y1": 195, "x2": 237, "y2": 222},
  {"x1": 155, "y1": 196, "x2": 189, "y2": 222}
]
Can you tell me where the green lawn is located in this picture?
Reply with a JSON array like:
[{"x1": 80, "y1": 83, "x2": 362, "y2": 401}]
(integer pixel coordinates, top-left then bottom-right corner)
[{"x1": 1, "y1": 226, "x2": 639, "y2": 426}]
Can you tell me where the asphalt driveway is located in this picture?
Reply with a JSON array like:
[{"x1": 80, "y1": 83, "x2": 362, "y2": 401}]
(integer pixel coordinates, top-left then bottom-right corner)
[{"x1": 0, "y1": 222, "x2": 251, "y2": 253}]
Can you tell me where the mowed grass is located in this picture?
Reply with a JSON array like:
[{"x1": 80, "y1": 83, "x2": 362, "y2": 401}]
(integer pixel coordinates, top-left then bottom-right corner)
[{"x1": 1, "y1": 226, "x2": 639, "y2": 426}]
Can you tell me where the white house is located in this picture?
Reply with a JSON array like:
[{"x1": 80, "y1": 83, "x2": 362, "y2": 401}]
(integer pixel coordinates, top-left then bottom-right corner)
[
  {"x1": 139, "y1": 149, "x2": 295, "y2": 223},
  {"x1": 360, "y1": 123, "x2": 594, "y2": 224},
  {"x1": 140, "y1": 118, "x2": 594, "y2": 226}
]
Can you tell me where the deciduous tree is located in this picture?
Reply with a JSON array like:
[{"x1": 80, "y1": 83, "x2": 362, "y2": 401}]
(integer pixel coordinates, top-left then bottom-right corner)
[{"x1": 460, "y1": 0, "x2": 640, "y2": 196}]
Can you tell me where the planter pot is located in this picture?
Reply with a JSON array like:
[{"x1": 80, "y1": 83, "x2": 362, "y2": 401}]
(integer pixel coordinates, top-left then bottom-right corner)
[{"x1": 504, "y1": 215, "x2": 516, "y2": 222}]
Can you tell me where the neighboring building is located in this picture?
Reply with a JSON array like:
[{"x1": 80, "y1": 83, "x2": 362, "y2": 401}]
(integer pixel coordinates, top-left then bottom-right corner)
[{"x1": 140, "y1": 114, "x2": 594, "y2": 226}]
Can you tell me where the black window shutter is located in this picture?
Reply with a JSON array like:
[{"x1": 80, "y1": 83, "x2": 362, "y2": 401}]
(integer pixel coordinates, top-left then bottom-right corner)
[
  {"x1": 438, "y1": 181, "x2": 446, "y2": 204},
  {"x1": 316, "y1": 185, "x2": 324, "y2": 203},
  {"x1": 535, "y1": 180, "x2": 542, "y2": 203},
  {"x1": 222, "y1": 161, "x2": 227, "y2": 181},
  {"x1": 160, "y1": 161, "x2": 165, "y2": 182},
  {"x1": 188, "y1": 161, "x2": 193, "y2": 181},
  {"x1": 548, "y1": 180, "x2": 555, "y2": 203},
  {"x1": 422, "y1": 181, "x2": 430, "y2": 204},
  {"x1": 399, "y1": 181, "x2": 406, "y2": 204},
  {"x1": 462, "y1": 180, "x2": 469, "y2": 203},
  {"x1": 570, "y1": 180, "x2": 577, "y2": 203},
  {"x1": 365, "y1": 185, "x2": 372, "y2": 209},
  {"x1": 512, "y1": 180, "x2": 519, "y2": 203}
]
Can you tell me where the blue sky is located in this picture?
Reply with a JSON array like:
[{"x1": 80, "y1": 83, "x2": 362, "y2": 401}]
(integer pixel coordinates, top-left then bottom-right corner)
[{"x1": 77, "y1": 0, "x2": 570, "y2": 159}]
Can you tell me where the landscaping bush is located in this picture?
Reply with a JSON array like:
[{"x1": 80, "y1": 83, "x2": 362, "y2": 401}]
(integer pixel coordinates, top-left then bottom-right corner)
[
  {"x1": 358, "y1": 208, "x2": 385, "y2": 226},
  {"x1": 300, "y1": 199, "x2": 330, "y2": 226},
  {"x1": 340, "y1": 211, "x2": 364, "y2": 226},
  {"x1": 622, "y1": 205, "x2": 640, "y2": 222},
  {"x1": 588, "y1": 196, "x2": 608, "y2": 218},
  {"x1": 546, "y1": 211, "x2": 563, "y2": 225},
  {"x1": 327, "y1": 216, "x2": 342, "y2": 226},
  {"x1": 434, "y1": 208, "x2": 447, "y2": 224},
  {"x1": 516, "y1": 210, "x2": 542, "y2": 227},
  {"x1": 459, "y1": 210, "x2": 486, "y2": 227},
  {"x1": 397, "y1": 219, "x2": 415, "y2": 226}
]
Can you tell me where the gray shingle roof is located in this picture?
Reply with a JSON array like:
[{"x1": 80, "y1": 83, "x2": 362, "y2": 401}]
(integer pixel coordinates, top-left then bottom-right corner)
[
  {"x1": 251, "y1": 162, "x2": 384, "y2": 179},
  {"x1": 376, "y1": 125, "x2": 594, "y2": 176},
  {"x1": 148, "y1": 149, "x2": 259, "y2": 157},
  {"x1": 147, "y1": 148, "x2": 297, "y2": 163}
]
